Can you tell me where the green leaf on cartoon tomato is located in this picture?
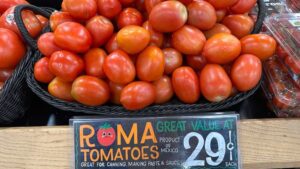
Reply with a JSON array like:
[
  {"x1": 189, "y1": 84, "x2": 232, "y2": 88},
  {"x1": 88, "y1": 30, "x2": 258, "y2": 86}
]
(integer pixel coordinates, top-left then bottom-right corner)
[{"x1": 97, "y1": 123, "x2": 116, "y2": 147}]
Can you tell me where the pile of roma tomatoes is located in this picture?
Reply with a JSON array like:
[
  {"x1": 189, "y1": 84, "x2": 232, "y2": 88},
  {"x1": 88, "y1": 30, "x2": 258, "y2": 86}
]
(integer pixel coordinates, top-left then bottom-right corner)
[{"x1": 34, "y1": 0, "x2": 277, "y2": 111}]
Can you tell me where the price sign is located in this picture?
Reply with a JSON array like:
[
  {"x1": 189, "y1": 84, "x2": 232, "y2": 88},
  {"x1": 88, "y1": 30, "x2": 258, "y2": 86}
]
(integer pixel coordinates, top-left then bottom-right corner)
[{"x1": 72, "y1": 114, "x2": 240, "y2": 169}]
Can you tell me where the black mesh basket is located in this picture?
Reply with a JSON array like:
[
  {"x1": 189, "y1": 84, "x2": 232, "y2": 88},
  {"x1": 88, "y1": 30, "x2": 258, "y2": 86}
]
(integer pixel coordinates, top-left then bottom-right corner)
[{"x1": 24, "y1": 0, "x2": 265, "y2": 116}]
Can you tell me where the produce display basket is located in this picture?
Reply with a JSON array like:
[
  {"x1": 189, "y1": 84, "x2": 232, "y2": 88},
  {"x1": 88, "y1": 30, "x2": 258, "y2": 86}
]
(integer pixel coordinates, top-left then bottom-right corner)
[{"x1": 24, "y1": 0, "x2": 265, "y2": 116}]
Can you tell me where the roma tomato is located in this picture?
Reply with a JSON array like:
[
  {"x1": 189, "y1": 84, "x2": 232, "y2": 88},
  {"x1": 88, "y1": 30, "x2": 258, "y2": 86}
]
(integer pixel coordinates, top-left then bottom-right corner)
[
  {"x1": 37, "y1": 33, "x2": 62, "y2": 56},
  {"x1": 136, "y1": 46, "x2": 165, "y2": 81},
  {"x1": 84, "y1": 48, "x2": 107, "y2": 78},
  {"x1": 188, "y1": 1, "x2": 217, "y2": 31},
  {"x1": 153, "y1": 75, "x2": 174, "y2": 104},
  {"x1": 149, "y1": 1, "x2": 188, "y2": 32},
  {"x1": 204, "y1": 23, "x2": 231, "y2": 39},
  {"x1": 200, "y1": 64, "x2": 232, "y2": 102},
  {"x1": 222, "y1": 14, "x2": 254, "y2": 39},
  {"x1": 117, "y1": 8, "x2": 143, "y2": 29},
  {"x1": 216, "y1": 9, "x2": 227, "y2": 22},
  {"x1": 231, "y1": 54, "x2": 262, "y2": 91},
  {"x1": 49, "y1": 50, "x2": 84, "y2": 82},
  {"x1": 143, "y1": 21, "x2": 164, "y2": 47},
  {"x1": 186, "y1": 55, "x2": 207, "y2": 71},
  {"x1": 63, "y1": 0, "x2": 97, "y2": 20},
  {"x1": 103, "y1": 50, "x2": 136, "y2": 85},
  {"x1": 120, "y1": 81, "x2": 156, "y2": 110},
  {"x1": 0, "y1": 68, "x2": 13, "y2": 82},
  {"x1": 172, "y1": 67, "x2": 200, "y2": 103},
  {"x1": 48, "y1": 77, "x2": 74, "y2": 101},
  {"x1": 97, "y1": 0, "x2": 122, "y2": 19},
  {"x1": 163, "y1": 48, "x2": 183, "y2": 75},
  {"x1": 105, "y1": 33, "x2": 119, "y2": 53},
  {"x1": 230, "y1": 0, "x2": 257, "y2": 14},
  {"x1": 36, "y1": 15, "x2": 48, "y2": 28},
  {"x1": 54, "y1": 22, "x2": 92, "y2": 53},
  {"x1": 50, "y1": 11, "x2": 75, "y2": 31},
  {"x1": 61, "y1": 0, "x2": 67, "y2": 11},
  {"x1": 34, "y1": 57, "x2": 55, "y2": 83},
  {"x1": 241, "y1": 34, "x2": 277, "y2": 61},
  {"x1": 206, "y1": 0, "x2": 238, "y2": 9},
  {"x1": 172, "y1": 25, "x2": 206, "y2": 55},
  {"x1": 0, "y1": 0, "x2": 28, "y2": 14},
  {"x1": 116, "y1": 25, "x2": 150, "y2": 54},
  {"x1": 285, "y1": 55, "x2": 300, "y2": 74},
  {"x1": 0, "y1": 28, "x2": 26, "y2": 68},
  {"x1": 145, "y1": 0, "x2": 162, "y2": 14},
  {"x1": 276, "y1": 45, "x2": 288, "y2": 60},
  {"x1": 109, "y1": 81, "x2": 125, "y2": 105},
  {"x1": 86, "y1": 15, "x2": 114, "y2": 47},
  {"x1": 71, "y1": 76, "x2": 110, "y2": 106},
  {"x1": 203, "y1": 33, "x2": 241, "y2": 64}
]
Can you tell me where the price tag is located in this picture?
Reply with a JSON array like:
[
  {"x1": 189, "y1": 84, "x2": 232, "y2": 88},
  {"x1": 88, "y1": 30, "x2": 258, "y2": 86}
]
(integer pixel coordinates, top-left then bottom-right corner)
[{"x1": 72, "y1": 114, "x2": 240, "y2": 169}]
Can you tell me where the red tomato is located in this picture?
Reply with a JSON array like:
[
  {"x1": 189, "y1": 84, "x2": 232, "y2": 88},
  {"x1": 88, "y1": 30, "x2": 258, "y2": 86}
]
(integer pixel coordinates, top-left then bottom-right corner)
[
  {"x1": 61, "y1": 0, "x2": 67, "y2": 11},
  {"x1": 0, "y1": 68, "x2": 13, "y2": 82},
  {"x1": 216, "y1": 9, "x2": 227, "y2": 22},
  {"x1": 163, "y1": 48, "x2": 183, "y2": 75},
  {"x1": 86, "y1": 16, "x2": 114, "y2": 47},
  {"x1": 222, "y1": 15, "x2": 254, "y2": 39},
  {"x1": 36, "y1": 15, "x2": 48, "y2": 28},
  {"x1": 276, "y1": 45, "x2": 288, "y2": 60},
  {"x1": 0, "y1": 28, "x2": 26, "y2": 68},
  {"x1": 241, "y1": 34, "x2": 277, "y2": 61},
  {"x1": 204, "y1": 23, "x2": 231, "y2": 39},
  {"x1": 97, "y1": 124, "x2": 116, "y2": 146},
  {"x1": 50, "y1": 11, "x2": 75, "y2": 31},
  {"x1": 172, "y1": 25, "x2": 206, "y2": 55},
  {"x1": 97, "y1": 0, "x2": 122, "y2": 19},
  {"x1": 230, "y1": 0, "x2": 257, "y2": 14},
  {"x1": 63, "y1": 0, "x2": 97, "y2": 20},
  {"x1": 119, "y1": 0, "x2": 135, "y2": 5},
  {"x1": 177, "y1": 0, "x2": 193, "y2": 5},
  {"x1": 206, "y1": 0, "x2": 238, "y2": 9},
  {"x1": 153, "y1": 75, "x2": 174, "y2": 104},
  {"x1": 145, "y1": 0, "x2": 162, "y2": 14},
  {"x1": 231, "y1": 54, "x2": 262, "y2": 91},
  {"x1": 34, "y1": 57, "x2": 55, "y2": 83},
  {"x1": 37, "y1": 33, "x2": 62, "y2": 57},
  {"x1": 116, "y1": 25, "x2": 150, "y2": 54},
  {"x1": 120, "y1": 81, "x2": 156, "y2": 110},
  {"x1": 0, "y1": 0, "x2": 28, "y2": 15},
  {"x1": 84, "y1": 48, "x2": 107, "y2": 79},
  {"x1": 172, "y1": 67, "x2": 200, "y2": 103},
  {"x1": 0, "y1": 82, "x2": 3, "y2": 90},
  {"x1": 135, "y1": 0, "x2": 146, "y2": 12},
  {"x1": 105, "y1": 33, "x2": 119, "y2": 53},
  {"x1": 49, "y1": 50, "x2": 84, "y2": 82},
  {"x1": 117, "y1": 8, "x2": 143, "y2": 29},
  {"x1": 186, "y1": 55, "x2": 207, "y2": 71},
  {"x1": 48, "y1": 77, "x2": 74, "y2": 101},
  {"x1": 188, "y1": 1, "x2": 217, "y2": 31},
  {"x1": 137, "y1": 46, "x2": 165, "y2": 81},
  {"x1": 200, "y1": 64, "x2": 232, "y2": 102},
  {"x1": 203, "y1": 33, "x2": 241, "y2": 64},
  {"x1": 285, "y1": 55, "x2": 300, "y2": 74},
  {"x1": 0, "y1": 7, "x2": 42, "y2": 38},
  {"x1": 103, "y1": 50, "x2": 136, "y2": 84},
  {"x1": 143, "y1": 21, "x2": 164, "y2": 47},
  {"x1": 54, "y1": 22, "x2": 92, "y2": 53},
  {"x1": 109, "y1": 81, "x2": 125, "y2": 105},
  {"x1": 71, "y1": 76, "x2": 110, "y2": 106},
  {"x1": 149, "y1": 1, "x2": 188, "y2": 32}
]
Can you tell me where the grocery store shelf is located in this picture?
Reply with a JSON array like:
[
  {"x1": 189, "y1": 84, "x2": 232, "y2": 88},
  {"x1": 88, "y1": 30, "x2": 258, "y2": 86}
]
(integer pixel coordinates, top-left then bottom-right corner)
[{"x1": 0, "y1": 119, "x2": 299, "y2": 169}]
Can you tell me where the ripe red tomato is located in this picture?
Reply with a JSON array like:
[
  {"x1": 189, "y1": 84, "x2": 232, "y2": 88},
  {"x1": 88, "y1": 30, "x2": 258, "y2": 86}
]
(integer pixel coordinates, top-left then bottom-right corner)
[
  {"x1": 120, "y1": 81, "x2": 156, "y2": 110},
  {"x1": 172, "y1": 67, "x2": 200, "y2": 103},
  {"x1": 50, "y1": 11, "x2": 75, "y2": 31},
  {"x1": 276, "y1": 45, "x2": 288, "y2": 60},
  {"x1": 109, "y1": 81, "x2": 125, "y2": 105},
  {"x1": 49, "y1": 50, "x2": 84, "y2": 82},
  {"x1": 230, "y1": 0, "x2": 257, "y2": 14},
  {"x1": 34, "y1": 57, "x2": 55, "y2": 83},
  {"x1": 231, "y1": 54, "x2": 262, "y2": 91},
  {"x1": 187, "y1": 1, "x2": 217, "y2": 31},
  {"x1": 163, "y1": 48, "x2": 183, "y2": 75},
  {"x1": 222, "y1": 15, "x2": 254, "y2": 39},
  {"x1": 200, "y1": 64, "x2": 232, "y2": 102},
  {"x1": 206, "y1": 0, "x2": 238, "y2": 9},
  {"x1": 241, "y1": 34, "x2": 277, "y2": 61},
  {"x1": 86, "y1": 15, "x2": 114, "y2": 47},
  {"x1": 0, "y1": 68, "x2": 13, "y2": 82},
  {"x1": 0, "y1": 0, "x2": 28, "y2": 14},
  {"x1": 36, "y1": 15, "x2": 48, "y2": 28},
  {"x1": 172, "y1": 25, "x2": 206, "y2": 55},
  {"x1": 71, "y1": 76, "x2": 110, "y2": 106},
  {"x1": 0, "y1": 28, "x2": 26, "y2": 69},
  {"x1": 203, "y1": 33, "x2": 241, "y2": 64},
  {"x1": 143, "y1": 21, "x2": 164, "y2": 47},
  {"x1": 48, "y1": 77, "x2": 74, "y2": 101},
  {"x1": 61, "y1": 0, "x2": 67, "y2": 11},
  {"x1": 117, "y1": 8, "x2": 143, "y2": 29},
  {"x1": 136, "y1": 46, "x2": 165, "y2": 81},
  {"x1": 97, "y1": 124, "x2": 116, "y2": 147},
  {"x1": 119, "y1": 0, "x2": 135, "y2": 5},
  {"x1": 84, "y1": 48, "x2": 107, "y2": 79},
  {"x1": 204, "y1": 23, "x2": 231, "y2": 39},
  {"x1": 37, "y1": 33, "x2": 62, "y2": 57},
  {"x1": 63, "y1": 0, "x2": 97, "y2": 20},
  {"x1": 186, "y1": 55, "x2": 207, "y2": 71},
  {"x1": 0, "y1": 6, "x2": 42, "y2": 38},
  {"x1": 54, "y1": 22, "x2": 92, "y2": 53},
  {"x1": 153, "y1": 75, "x2": 174, "y2": 104},
  {"x1": 145, "y1": 0, "x2": 162, "y2": 14},
  {"x1": 103, "y1": 50, "x2": 136, "y2": 85},
  {"x1": 97, "y1": 0, "x2": 122, "y2": 19},
  {"x1": 116, "y1": 25, "x2": 150, "y2": 54},
  {"x1": 149, "y1": 1, "x2": 188, "y2": 32},
  {"x1": 285, "y1": 55, "x2": 300, "y2": 74},
  {"x1": 105, "y1": 33, "x2": 120, "y2": 53},
  {"x1": 216, "y1": 9, "x2": 227, "y2": 22}
]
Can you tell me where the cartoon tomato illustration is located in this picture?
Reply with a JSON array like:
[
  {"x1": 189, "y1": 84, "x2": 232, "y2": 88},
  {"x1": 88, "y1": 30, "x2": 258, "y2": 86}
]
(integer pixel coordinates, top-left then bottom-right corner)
[{"x1": 97, "y1": 123, "x2": 116, "y2": 147}]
